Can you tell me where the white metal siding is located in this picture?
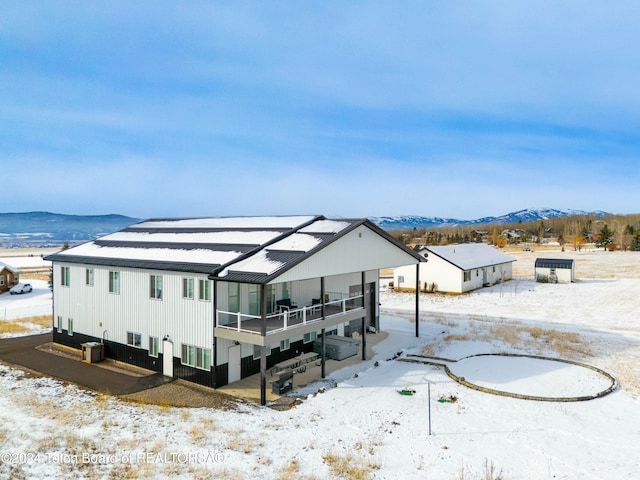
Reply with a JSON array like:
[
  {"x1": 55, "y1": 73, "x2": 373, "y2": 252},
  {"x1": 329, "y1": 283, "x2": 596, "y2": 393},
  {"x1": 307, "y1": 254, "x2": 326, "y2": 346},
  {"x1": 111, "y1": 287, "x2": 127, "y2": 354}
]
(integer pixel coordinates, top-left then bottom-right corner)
[
  {"x1": 52, "y1": 262, "x2": 213, "y2": 353},
  {"x1": 276, "y1": 226, "x2": 418, "y2": 283}
]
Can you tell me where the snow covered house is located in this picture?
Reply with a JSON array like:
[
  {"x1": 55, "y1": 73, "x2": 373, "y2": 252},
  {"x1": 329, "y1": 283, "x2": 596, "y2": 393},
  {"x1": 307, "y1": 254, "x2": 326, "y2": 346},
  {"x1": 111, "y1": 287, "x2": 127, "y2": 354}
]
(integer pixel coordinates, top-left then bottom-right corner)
[
  {"x1": 535, "y1": 258, "x2": 575, "y2": 283},
  {"x1": 394, "y1": 243, "x2": 515, "y2": 294},
  {"x1": 45, "y1": 215, "x2": 423, "y2": 404},
  {"x1": 0, "y1": 261, "x2": 20, "y2": 293}
]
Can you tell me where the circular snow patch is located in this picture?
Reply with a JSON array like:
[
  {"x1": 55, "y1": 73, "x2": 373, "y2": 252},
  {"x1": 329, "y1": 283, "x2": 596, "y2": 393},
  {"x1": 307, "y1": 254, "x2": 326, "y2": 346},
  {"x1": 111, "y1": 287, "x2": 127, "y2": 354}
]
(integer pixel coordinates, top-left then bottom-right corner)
[{"x1": 446, "y1": 354, "x2": 617, "y2": 401}]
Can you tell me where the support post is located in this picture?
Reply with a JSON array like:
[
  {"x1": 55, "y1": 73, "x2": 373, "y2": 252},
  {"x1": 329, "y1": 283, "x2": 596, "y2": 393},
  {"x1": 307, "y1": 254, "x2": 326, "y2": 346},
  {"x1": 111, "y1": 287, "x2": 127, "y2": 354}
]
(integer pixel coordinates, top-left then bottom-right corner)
[
  {"x1": 321, "y1": 277, "x2": 326, "y2": 379},
  {"x1": 260, "y1": 284, "x2": 267, "y2": 406},
  {"x1": 415, "y1": 263, "x2": 420, "y2": 338},
  {"x1": 361, "y1": 271, "x2": 366, "y2": 361},
  {"x1": 212, "y1": 279, "x2": 218, "y2": 387}
]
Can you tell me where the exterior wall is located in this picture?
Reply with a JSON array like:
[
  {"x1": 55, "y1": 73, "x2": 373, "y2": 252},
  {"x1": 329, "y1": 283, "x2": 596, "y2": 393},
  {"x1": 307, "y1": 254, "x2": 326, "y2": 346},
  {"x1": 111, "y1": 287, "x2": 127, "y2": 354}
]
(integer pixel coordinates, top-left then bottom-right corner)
[
  {"x1": 52, "y1": 259, "x2": 381, "y2": 389},
  {"x1": 52, "y1": 262, "x2": 215, "y2": 384},
  {"x1": 0, "y1": 267, "x2": 19, "y2": 293},
  {"x1": 395, "y1": 260, "x2": 513, "y2": 294},
  {"x1": 277, "y1": 225, "x2": 419, "y2": 283},
  {"x1": 535, "y1": 266, "x2": 574, "y2": 283}
]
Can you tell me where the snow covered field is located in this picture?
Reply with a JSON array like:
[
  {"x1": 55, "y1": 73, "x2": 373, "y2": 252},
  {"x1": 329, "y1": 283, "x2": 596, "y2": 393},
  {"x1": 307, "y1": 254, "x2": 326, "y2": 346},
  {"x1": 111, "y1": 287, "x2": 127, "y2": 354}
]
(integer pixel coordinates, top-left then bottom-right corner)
[{"x1": 1, "y1": 249, "x2": 639, "y2": 479}]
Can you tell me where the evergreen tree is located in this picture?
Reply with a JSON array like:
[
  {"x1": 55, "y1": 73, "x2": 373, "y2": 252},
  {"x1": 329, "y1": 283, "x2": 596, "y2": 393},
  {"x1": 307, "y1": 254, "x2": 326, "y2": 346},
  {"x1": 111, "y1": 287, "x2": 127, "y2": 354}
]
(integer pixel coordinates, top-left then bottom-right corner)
[{"x1": 597, "y1": 224, "x2": 615, "y2": 250}]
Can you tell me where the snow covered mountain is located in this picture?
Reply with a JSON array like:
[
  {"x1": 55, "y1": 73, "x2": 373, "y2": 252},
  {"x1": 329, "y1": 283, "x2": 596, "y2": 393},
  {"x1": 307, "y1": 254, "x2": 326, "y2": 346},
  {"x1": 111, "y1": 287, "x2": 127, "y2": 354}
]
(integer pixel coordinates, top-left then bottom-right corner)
[{"x1": 370, "y1": 208, "x2": 609, "y2": 230}]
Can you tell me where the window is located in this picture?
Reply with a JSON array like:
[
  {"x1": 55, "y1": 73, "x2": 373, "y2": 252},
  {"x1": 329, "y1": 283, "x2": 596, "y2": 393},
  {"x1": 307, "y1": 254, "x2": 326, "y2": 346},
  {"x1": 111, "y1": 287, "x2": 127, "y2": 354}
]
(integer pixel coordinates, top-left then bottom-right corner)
[
  {"x1": 181, "y1": 344, "x2": 211, "y2": 370},
  {"x1": 199, "y1": 279, "x2": 211, "y2": 301},
  {"x1": 85, "y1": 268, "x2": 94, "y2": 286},
  {"x1": 150, "y1": 275, "x2": 163, "y2": 300},
  {"x1": 61, "y1": 266, "x2": 70, "y2": 287},
  {"x1": 249, "y1": 284, "x2": 259, "y2": 315},
  {"x1": 183, "y1": 277, "x2": 194, "y2": 299},
  {"x1": 68, "y1": 318, "x2": 73, "y2": 336},
  {"x1": 463, "y1": 271, "x2": 471, "y2": 282},
  {"x1": 0, "y1": 275, "x2": 4, "y2": 286},
  {"x1": 280, "y1": 339, "x2": 290, "y2": 351},
  {"x1": 57, "y1": 316, "x2": 62, "y2": 333},
  {"x1": 303, "y1": 331, "x2": 317, "y2": 344},
  {"x1": 398, "y1": 275, "x2": 405, "y2": 284},
  {"x1": 127, "y1": 331, "x2": 142, "y2": 348},
  {"x1": 253, "y1": 344, "x2": 272, "y2": 360},
  {"x1": 266, "y1": 284, "x2": 276, "y2": 314},
  {"x1": 492, "y1": 266, "x2": 496, "y2": 273},
  {"x1": 109, "y1": 271, "x2": 120, "y2": 294},
  {"x1": 228, "y1": 282, "x2": 239, "y2": 311},
  {"x1": 149, "y1": 336, "x2": 159, "y2": 357}
]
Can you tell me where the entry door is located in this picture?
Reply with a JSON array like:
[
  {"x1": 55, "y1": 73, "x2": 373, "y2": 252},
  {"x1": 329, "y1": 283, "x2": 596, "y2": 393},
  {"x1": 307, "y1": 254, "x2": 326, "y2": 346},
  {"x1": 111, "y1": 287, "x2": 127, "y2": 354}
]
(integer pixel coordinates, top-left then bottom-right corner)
[
  {"x1": 228, "y1": 344, "x2": 241, "y2": 383},
  {"x1": 162, "y1": 340, "x2": 173, "y2": 377}
]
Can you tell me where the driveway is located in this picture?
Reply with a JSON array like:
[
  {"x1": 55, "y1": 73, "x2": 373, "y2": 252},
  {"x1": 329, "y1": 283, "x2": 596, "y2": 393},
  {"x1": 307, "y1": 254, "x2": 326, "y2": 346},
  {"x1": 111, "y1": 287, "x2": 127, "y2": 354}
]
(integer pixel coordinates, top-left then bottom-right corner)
[{"x1": 0, "y1": 333, "x2": 172, "y2": 395}]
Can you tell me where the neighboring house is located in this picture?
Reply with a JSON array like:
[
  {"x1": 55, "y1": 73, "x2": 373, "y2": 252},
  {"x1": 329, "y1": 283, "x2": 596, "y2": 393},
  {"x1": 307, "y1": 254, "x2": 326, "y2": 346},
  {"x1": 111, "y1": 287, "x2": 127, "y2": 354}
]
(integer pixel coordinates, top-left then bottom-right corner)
[
  {"x1": 45, "y1": 215, "x2": 423, "y2": 404},
  {"x1": 535, "y1": 258, "x2": 575, "y2": 283},
  {"x1": 0, "y1": 262, "x2": 20, "y2": 293},
  {"x1": 394, "y1": 243, "x2": 516, "y2": 294}
]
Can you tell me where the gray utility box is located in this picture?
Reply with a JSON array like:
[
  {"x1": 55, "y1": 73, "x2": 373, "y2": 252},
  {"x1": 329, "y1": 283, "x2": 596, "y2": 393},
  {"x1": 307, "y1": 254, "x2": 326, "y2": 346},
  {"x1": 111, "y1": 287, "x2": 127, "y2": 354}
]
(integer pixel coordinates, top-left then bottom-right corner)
[
  {"x1": 313, "y1": 335, "x2": 360, "y2": 361},
  {"x1": 81, "y1": 342, "x2": 104, "y2": 363}
]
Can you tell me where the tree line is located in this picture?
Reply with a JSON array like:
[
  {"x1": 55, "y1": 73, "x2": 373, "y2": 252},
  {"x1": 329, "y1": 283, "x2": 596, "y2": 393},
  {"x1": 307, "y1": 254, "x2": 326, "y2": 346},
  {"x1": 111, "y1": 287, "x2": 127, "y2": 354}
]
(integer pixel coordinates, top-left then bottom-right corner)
[{"x1": 390, "y1": 213, "x2": 640, "y2": 251}]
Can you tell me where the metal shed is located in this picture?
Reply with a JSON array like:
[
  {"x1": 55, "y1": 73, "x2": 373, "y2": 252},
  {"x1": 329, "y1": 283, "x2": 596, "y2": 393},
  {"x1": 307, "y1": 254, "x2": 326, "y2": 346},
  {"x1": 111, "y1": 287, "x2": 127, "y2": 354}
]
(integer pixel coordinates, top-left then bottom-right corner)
[{"x1": 535, "y1": 258, "x2": 575, "y2": 283}]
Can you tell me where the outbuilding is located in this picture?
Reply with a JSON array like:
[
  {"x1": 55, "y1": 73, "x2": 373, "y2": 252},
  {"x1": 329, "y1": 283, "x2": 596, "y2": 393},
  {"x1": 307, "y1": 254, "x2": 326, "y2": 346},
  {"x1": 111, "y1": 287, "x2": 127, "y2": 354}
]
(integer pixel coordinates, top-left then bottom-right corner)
[
  {"x1": 394, "y1": 243, "x2": 515, "y2": 294},
  {"x1": 45, "y1": 215, "x2": 424, "y2": 404},
  {"x1": 0, "y1": 261, "x2": 20, "y2": 293},
  {"x1": 535, "y1": 258, "x2": 575, "y2": 283}
]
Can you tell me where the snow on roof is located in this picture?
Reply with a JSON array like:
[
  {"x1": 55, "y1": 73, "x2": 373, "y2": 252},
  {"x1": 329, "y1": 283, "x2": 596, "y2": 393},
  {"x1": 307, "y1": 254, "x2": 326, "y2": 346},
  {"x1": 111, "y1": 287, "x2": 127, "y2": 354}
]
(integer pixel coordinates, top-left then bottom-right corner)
[
  {"x1": 55, "y1": 241, "x2": 241, "y2": 265},
  {"x1": 47, "y1": 215, "x2": 409, "y2": 280},
  {"x1": 219, "y1": 250, "x2": 284, "y2": 277},
  {"x1": 267, "y1": 233, "x2": 321, "y2": 252},
  {"x1": 101, "y1": 230, "x2": 282, "y2": 245},
  {"x1": 299, "y1": 219, "x2": 351, "y2": 234},
  {"x1": 426, "y1": 243, "x2": 515, "y2": 270},
  {"x1": 0, "y1": 261, "x2": 20, "y2": 273},
  {"x1": 131, "y1": 216, "x2": 317, "y2": 230}
]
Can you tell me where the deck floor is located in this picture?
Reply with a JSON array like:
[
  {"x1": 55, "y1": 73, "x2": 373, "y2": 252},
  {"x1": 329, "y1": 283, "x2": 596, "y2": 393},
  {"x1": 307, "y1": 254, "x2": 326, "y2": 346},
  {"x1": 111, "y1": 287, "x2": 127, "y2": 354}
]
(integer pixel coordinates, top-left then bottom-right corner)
[{"x1": 218, "y1": 331, "x2": 386, "y2": 404}]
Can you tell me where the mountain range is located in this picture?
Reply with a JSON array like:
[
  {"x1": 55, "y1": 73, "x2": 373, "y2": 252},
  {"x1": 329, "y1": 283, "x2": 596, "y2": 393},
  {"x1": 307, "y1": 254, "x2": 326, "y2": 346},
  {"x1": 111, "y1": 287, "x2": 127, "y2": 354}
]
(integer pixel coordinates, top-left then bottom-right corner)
[
  {"x1": 0, "y1": 209, "x2": 609, "y2": 247},
  {"x1": 0, "y1": 212, "x2": 141, "y2": 247},
  {"x1": 369, "y1": 208, "x2": 609, "y2": 231}
]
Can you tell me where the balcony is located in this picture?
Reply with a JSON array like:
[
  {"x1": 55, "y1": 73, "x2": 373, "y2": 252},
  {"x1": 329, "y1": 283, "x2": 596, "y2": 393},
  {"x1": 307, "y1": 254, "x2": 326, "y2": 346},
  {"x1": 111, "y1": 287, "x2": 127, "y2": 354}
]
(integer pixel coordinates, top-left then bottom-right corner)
[{"x1": 215, "y1": 293, "x2": 364, "y2": 344}]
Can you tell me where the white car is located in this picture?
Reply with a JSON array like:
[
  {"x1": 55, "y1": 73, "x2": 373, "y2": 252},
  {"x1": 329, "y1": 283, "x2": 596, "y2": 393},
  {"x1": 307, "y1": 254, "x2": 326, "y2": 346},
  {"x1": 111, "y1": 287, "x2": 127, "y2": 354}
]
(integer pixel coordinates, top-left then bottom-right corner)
[{"x1": 9, "y1": 283, "x2": 33, "y2": 295}]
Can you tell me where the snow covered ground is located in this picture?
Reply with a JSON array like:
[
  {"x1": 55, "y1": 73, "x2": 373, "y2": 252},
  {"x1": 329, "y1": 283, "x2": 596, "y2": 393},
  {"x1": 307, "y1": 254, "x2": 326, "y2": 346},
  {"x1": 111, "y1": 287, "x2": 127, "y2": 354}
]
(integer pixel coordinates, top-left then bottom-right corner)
[{"x1": 1, "y1": 249, "x2": 639, "y2": 479}]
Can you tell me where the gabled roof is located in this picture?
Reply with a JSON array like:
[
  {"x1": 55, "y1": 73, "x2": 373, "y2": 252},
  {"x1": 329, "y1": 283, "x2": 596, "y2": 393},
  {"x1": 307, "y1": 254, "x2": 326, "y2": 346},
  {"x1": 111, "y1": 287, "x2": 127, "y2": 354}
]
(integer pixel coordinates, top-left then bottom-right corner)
[
  {"x1": 419, "y1": 243, "x2": 515, "y2": 271},
  {"x1": 45, "y1": 215, "x2": 423, "y2": 283},
  {"x1": 0, "y1": 261, "x2": 20, "y2": 274}
]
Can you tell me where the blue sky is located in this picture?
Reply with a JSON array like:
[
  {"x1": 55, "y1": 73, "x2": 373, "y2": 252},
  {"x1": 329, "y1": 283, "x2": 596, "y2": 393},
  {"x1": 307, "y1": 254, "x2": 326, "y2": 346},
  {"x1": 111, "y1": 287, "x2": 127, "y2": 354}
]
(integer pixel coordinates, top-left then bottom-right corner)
[{"x1": 2, "y1": 2, "x2": 639, "y2": 220}]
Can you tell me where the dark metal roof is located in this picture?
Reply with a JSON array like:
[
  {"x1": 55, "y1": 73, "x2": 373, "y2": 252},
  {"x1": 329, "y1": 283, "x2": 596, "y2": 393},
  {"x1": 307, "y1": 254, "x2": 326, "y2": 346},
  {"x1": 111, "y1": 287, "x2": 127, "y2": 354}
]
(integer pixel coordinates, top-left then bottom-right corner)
[
  {"x1": 123, "y1": 226, "x2": 290, "y2": 234},
  {"x1": 46, "y1": 216, "x2": 424, "y2": 282},
  {"x1": 219, "y1": 271, "x2": 270, "y2": 283},
  {"x1": 535, "y1": 258, "x2": 574, "y2": 268},
  {"x1": 45, "y1": 254, "x2": 221, "y2": 274},
  {"x1": 94, "y1": 240, "x2": 255, "y2": 252}
]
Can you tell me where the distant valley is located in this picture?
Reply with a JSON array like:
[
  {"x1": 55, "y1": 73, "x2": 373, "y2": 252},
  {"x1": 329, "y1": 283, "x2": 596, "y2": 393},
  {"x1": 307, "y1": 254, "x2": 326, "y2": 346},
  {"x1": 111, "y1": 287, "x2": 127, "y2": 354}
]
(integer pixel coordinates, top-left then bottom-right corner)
[{"x1": 0, "y1": 212, "x2": 140, "y2": 248}]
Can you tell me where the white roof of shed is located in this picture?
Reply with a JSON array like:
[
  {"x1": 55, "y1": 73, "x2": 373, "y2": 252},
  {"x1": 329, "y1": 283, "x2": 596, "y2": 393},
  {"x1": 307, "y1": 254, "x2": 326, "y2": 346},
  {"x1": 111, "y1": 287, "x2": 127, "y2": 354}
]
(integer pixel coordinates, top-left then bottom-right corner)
[{"x1": 423, "y1": 243, "x2": 515, "y2": 270}]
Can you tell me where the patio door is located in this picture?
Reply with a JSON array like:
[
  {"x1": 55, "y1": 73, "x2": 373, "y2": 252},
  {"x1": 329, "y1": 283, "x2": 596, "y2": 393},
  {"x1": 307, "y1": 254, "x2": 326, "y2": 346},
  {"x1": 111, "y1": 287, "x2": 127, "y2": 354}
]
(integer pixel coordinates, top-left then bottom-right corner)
[
  {"x1": 162, "y1": 340, "x2": 173, "y2": 377},
  {"x1": 228, "y1": 344, "x2": 241, "y2": 383}
]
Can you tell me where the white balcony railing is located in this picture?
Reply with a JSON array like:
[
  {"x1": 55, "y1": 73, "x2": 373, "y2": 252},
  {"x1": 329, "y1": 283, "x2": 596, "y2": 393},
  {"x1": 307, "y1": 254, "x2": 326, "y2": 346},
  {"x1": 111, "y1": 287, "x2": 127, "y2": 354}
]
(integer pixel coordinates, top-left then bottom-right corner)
[{"x1": 216, "y1": 294, "x2": 364, "y2": 336}]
